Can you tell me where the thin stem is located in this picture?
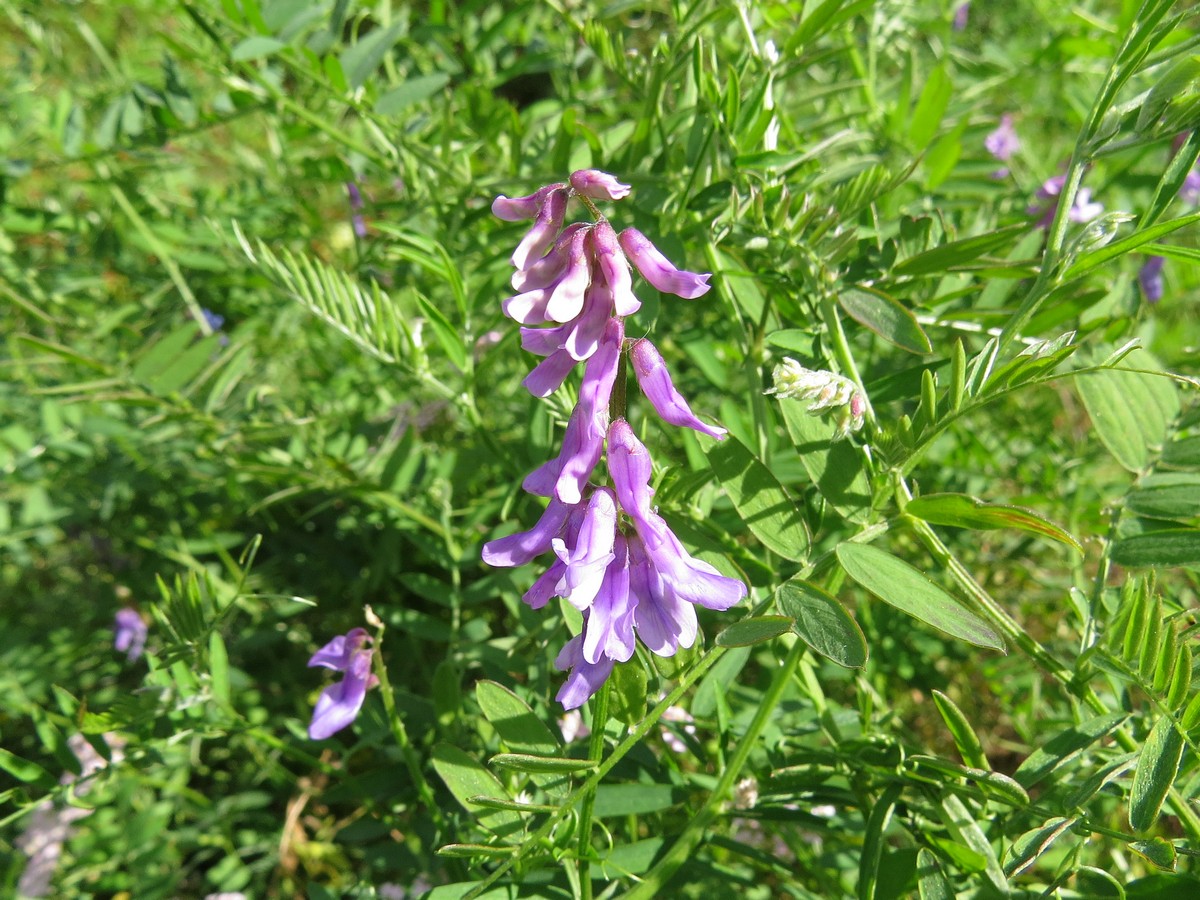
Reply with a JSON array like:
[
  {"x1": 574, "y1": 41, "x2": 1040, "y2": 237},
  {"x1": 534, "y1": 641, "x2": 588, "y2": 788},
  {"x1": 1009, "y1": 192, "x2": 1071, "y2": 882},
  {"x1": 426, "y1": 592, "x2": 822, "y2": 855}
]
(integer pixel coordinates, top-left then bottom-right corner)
[
  {"x1": 618, "y1": 637, "x2": 807, "y2": 900},
  {"x1": 577, "y1": 679, "x2": 611, "y2": 900}
]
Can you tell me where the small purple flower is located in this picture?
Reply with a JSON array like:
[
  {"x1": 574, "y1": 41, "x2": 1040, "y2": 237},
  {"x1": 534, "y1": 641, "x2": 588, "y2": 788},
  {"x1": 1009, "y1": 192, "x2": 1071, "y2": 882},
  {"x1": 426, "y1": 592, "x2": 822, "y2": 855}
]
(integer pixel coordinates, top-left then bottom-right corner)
[
  {"x1": 307, "y1": 628, "x2": 378, "y2": 740},
  {"x1": 580, "y1": 533, "x2": 636, "y2": 665},
  {"x1": 201, "y1": 309, "x2": 225, "y2": 331},
  {"x1": 113, "y1": 608, "x2": 147, "y2": 661},
  {"x1": 593, "y1": 221, "x2": 641, "y2": 317},
  {"x1": 618, "y1": 228, "x2": 712, "y2": 299},
  {"x1": 985, "y1": 114, "x2": 1019, "y2": 163},
  {"x1": 492, "y1": 183, "x2": 567, "y2": 222},
  {"x1": 554, "y1": 632, "x2": 617, "y2": 710},
  {"x1": 551, "y1": 487, "x2": 618, "y2": 611},
  {"x1": 1180, "y1": 169, "x2": 1200, "y2": 205},
  {"x1": 569, "y1": 169, "x2": 632, "y2": 201},
  {"x1": 1030, "y1": 175, "x2": 1103, "y2": 227},
  {"x1": 1138, "y1": 256, "x2": 1165, "y2": 303},
  {"x1": 481, "y1": 497, "x2": 575, "y2": 567},
  {"x1": 512, "y1": 188, "x2": 569, "y2": 269},
  {"x1": 952, "y1": 2, "x2": 970, "y2": 31},
  {"x1": 630, "y1": 339, "x2": 728, "y2": 440},
  {"x1": 345, "y1": 182, "x2": 367, "y2": 238}
]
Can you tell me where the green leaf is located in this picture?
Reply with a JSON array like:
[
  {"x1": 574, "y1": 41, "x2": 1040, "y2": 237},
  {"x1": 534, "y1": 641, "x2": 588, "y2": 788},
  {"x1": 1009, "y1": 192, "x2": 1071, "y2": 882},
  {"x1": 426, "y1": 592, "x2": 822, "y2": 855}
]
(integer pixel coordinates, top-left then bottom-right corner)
[
  {"x1": 0, "y1": 747, "x2": 56, "y2": 789},
  {"x1": 893, "y1": 224, "x2": 1027, "y2": 277},
  {"x1": 1162, "y1": 435, "x2": 1200, "y2": 469},
  {"x1": 1129, "y1": 838, "x2": 1177, "y2": 871},
  {"x1": 858, "y1": 784, "x2": 902, "y2": 900},
  {"x1": 906, "y1": 756, "x2": 1029, "y2": 807},
  {"x1": 715, "y1": 615, "x2": 793, "y2": 647},
  {"x1": 838, "y1": 286, "x2": 932, "y2": 355},
  {"x1": 1137, "y1": 54, "x2": 1200, "y2": 132},
  {"x1": 916, "y1": 848, "x2": 952, "y2": 900},
  {"x1": 475, "y1": 681, "x2": 559, "y2": 755},
  {"x1": 706, "y1": 436, "x2": 809, "y2": 562},
  {"x1": 414, "y1": 290, "x2": 468, "y2": 372},
  {"x1": 1129, "y1": 716, "x2": 1185, "y2": 833},
  {"x1": 1004, "y1": 817, "x2": 1076, "y2": 877},
  {"x1": 836, "y1": 543, "x2": 1003, "y2": 650},
  {"x1": 208, "y1": 632, "x2": 230, "y2": 706},
  {"x1": 930, "y1": 690, "x2": 988, "y2": 770},
  {"x1": 609, "y1": 659, "x2": 648, "y2": 727},
  {"x1": 435, "y1": 843, "x2": 515, "y2": 860},
  {"x1": 131, "y1": 324, "x2": 202, "y2": 387},
  {"x1": 339, "y1": 20, "x2": 405, "y2": 90},
  {"x1": 1111, "y1": 529, "x2": 1200, "y2": 568},
  {"x1": 430, "y1": 744, "x2": 521, "y2": 837},
  {"x1": 778, "y1": 401, "x2": 871, "y2": 523},
  {"x1": 906, "y1": 493, "x2": 1081, "y2": 551},
  {"x1": 592, "y1": 783, "x2": 680, "y2": 818},
  {"x1": 775, "y1": 578, "x2": 867, "y2": 668},
  {"x1": 1012, "y1": 712, "x2": 1127, "y2": 789},
  {"x1": 230, "y1": 36, "x2": 286, "y2": 61},
  {"x1": 1075, "y1": 351, "x2": 1180, "y2": 472},
  {"x1": 375, "y1": 73, "x2": 451, "y2": 115},
  {"x1": 1126, "y1": 475, "x2": 1200, "y2": 521},
  {"x1": 908, "y1": 66, "x2": 952, "y2": 149},
  {"x1": 1074, "y1": 866, "x2": 1127, "y2": 898},
  {"x1": 937, "y1": 794, "x2": 1008, "y2": 894},
  {"x1": 1065, "y1": 212, "x2": 1200, "y2": 281},
  {"x1": 692, "y1": 646, "x2": 749, "y2": 718},
  {"x1": 489, "y1": 753, "x2": 597, "y2": 774}
]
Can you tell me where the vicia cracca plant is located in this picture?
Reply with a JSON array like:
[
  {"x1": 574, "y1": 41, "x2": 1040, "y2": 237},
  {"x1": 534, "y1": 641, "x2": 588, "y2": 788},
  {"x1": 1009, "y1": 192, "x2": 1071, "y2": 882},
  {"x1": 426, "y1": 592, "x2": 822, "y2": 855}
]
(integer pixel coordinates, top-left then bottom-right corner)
[{"x1": 482, "y1": 170, "x2": 747, "y2": 709}]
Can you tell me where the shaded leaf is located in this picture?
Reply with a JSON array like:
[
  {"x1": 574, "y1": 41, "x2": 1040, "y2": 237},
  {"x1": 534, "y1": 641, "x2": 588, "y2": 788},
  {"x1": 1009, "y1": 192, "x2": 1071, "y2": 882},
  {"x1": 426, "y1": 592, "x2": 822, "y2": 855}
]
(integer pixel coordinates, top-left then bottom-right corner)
[
  {"x1": 707, "y1": 436, "x2": 809, "y2": 562},
  {"x1": 1075, "y1": 351, "x2": 1180, "y2": 472},
  {"x1": 931, "y1": 690, "x2": 988, "y2": 770},
  {"x1": 430, "y1": 744, "x2": 521, "y2": 837},
  {"x1": 1111, "y1": 529, "x2": 1200, "y2": 568},
  {"x1": 779, "y1": 400, "x2": 871, "y2": 523},
  {"x1": 776, "y1": 577, "x2": 868, "y2": 668},
  {"x1": 1004, "y1": 817, "x2": 1076, "y2": 877},
  {"x1": 375, "y1": 73, "x2": 451, "y2": 115},
  {"x1": 716, "y1": 615, "x2": 793, "y2": 647},
  {"x1": 1129, "y1": 716, "x2": 1185, "y2": 833},
  {"x1": 1012, "y1": 712, "x2": 1127, "y2": 788},
  {"x1": 475, "y1": 681, "x2": 559, "y2": 755}
]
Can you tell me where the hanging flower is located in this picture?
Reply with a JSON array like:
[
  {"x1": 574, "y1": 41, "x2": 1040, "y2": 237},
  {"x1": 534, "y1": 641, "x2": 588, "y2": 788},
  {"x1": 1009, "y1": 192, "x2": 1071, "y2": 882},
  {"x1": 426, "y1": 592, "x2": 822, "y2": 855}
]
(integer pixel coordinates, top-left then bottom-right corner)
[{"x1": 307, "y1": 628, "x2": 378, "y2": 739}]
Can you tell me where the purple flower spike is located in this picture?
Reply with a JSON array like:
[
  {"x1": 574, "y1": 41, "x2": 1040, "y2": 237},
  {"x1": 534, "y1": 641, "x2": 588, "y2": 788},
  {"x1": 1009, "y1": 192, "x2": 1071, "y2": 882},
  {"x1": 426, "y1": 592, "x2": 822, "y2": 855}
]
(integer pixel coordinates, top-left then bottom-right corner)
[
  {"x1": 113, "y1": 608, "x2": 147, "y2": 661},
  {"x1": 512, "y1": 188, "x2": 569, "y2": 269},
  {"x1": 618, "y1": 228, "x2": 712, "y2": 299},
  {"x1": 308, "y1": 628, "x2": 378, "y2": 740},
  {"x1": 553, "y1": 488, "x2": 618, "y2": 610},
  {"x1": 554, "y1": 632, "x2": 616, "y2": 710},
  {"x1": 482, "y1": 497, "x2": 574, "y2": 567},
  {"x1": 985, "y1": 115, "x2": 1020, "y2": 162},
  {"x1": 593, "y1": 221, "x2": 641, "y2": 317},
  {"x1": 1139, "y1": 256, "x2": 1165, "y2": 303},
  {"x1": 630, "y1": 339, "x2": 728, "y2": 440},
  {"x1": 607, "y1": 419, "x2": 657, "y2": 529},
  {"x1": 492, "y1": 183, "x2": 567, "y2": 222},
  {"x1": 569, "y1": 169, "x2": 632, "y2": 201}
]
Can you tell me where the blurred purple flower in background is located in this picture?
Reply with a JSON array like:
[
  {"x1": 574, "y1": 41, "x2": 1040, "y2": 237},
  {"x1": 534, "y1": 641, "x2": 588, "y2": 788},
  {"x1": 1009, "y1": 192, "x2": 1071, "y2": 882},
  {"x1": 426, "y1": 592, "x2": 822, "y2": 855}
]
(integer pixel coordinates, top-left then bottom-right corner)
[
  {"x1": 985, "y1": 114, "x2": 1019, "y2": 178},
  {"x1": 307, "y1": 627, "x2": 378, "y2": 739},
  {"x1": 1029, "y1": 174, "x2": 1103, "y2": 228},
  {"x1": 345, "y1": 181, "x2": 368, "y2": 237},
  {"x1": 1138, "y1": 256, "x2": 1165, "y2": 303},
  {"x1": 113, "y1": 607, "x2": 147, "y2": 661},
  {"x1": 952, "y1": 2, "x2": 970, "y2": 30},
  {"x1": 1180, "y1": 169, "x2": 1200, "y2": 205}
]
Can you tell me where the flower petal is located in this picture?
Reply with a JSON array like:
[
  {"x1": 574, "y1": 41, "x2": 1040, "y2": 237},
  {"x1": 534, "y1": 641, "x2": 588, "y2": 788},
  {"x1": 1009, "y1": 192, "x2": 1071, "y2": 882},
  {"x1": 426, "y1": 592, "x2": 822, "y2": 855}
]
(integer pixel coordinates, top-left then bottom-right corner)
[
  {"x1": 630, "y1": 339, "x2": 727, "y2": 440},
  {"x1": 618, "y1": 227, "x2": 711, "y2": 299},
  {"x1": 482, "y1": 498, "x2": 574, "y2": 567}
]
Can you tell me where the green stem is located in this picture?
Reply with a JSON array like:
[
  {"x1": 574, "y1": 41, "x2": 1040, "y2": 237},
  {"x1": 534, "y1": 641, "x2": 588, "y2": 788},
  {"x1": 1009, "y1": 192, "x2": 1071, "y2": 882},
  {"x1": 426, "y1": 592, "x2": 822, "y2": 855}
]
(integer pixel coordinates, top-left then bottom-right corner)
[
  {"x1": 577, "y1": 679, "x2": 611, "y2": 900},
  {"x1": 617, "y1": 637, "x2": 806, "y2": 900},
  {"x1": 819, "y1": 292, "x2": 876, "y2": 430}
]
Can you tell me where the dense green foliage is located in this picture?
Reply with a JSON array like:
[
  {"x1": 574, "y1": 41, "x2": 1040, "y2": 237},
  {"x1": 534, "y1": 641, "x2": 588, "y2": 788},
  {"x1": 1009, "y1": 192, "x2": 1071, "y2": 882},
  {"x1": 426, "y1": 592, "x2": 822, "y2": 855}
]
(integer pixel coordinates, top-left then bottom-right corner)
[{"x1": 3, "y1": 0, "x2": 1200, "y2": 897}]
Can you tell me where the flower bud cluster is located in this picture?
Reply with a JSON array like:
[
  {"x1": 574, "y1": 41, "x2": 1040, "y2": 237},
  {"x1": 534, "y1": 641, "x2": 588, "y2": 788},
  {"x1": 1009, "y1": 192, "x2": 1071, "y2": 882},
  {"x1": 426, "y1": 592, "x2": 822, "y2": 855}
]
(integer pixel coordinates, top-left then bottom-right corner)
[
  {"x1": 484, "y1": 171, "x2": 747, "y2": 708},
  {"x1": 767, "y1": 358, "x2": 866, "y2": 440}
]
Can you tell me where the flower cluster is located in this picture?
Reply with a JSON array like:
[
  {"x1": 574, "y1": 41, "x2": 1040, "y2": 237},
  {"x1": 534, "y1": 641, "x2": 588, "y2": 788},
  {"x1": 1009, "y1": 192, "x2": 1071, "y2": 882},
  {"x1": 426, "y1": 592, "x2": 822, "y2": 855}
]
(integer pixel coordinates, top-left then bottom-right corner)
[
  {"x1": 483, "y1": 171, "x2": 747, "y2": 708},
  {"x1": 985, "y1": 114, "x2": 1019, "y2": 179},
  {"x1": 113, "y1": 607, "x2": 148, "y2": 661},
  {"x1": 1029, "y1": 173, "x2": 1104, "y2": 228},
  {"x1": 767, "y1": 358, "x2": 866, "y2": 440}
]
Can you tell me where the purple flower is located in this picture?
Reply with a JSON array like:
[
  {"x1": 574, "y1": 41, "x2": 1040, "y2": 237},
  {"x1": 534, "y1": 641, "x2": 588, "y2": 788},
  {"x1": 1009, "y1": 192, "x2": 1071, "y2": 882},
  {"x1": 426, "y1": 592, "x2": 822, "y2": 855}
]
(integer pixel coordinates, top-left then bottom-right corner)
[
  {"x1": 113, "y1": 608, "x2": 147, "y2": 661},
  {"x1": 492, "y1": 183, "x2": 567, "y2": 222},
  {"x1": 618, "y1": 228, "x2": 712, "y2": 299},
  {"x1": 512, "y1": 188, "x2": 569, "y2": 269},
  {"x1": 554, "y1": 632, "x2": 616, "y2": 710},
  {"x1": 1138, "y1": 256, "x2": 1165, "y2": 303},
  {"x1": 551, "y1": 487, "x2": 618, "y2": 611},
  {"x1": 1181, "y1": 169, "x2": 1200, "y2": 205},
  {"x1": 593, "y1": 221, "x2": 642, "y2": 317},
  {"x1": 630, "y1": 339, "x2": 728, "y2": 440},
  {"x1": 952, "y1": 2, "x2": 970, "y2": 30},
  {"x1": 580, "y1": 533, "x2": 637, "y2": 665},
  {"x1": 307, "y1": 628, "x2": 378, "y2": 740},
  {"x1": 1030, "y1": 175, "x2": 1103, "y2": 227},
  {"x1": 482, "y1": 497, "x2": 575, "y2": 567},
  {"x1": 985, "y1": 114, "x2": 1019, "y2": 163},
  {"x1": 346, "y1": 182, "x2": 367, "y2": 237},
  {"x1": 569, "y1": 169, "x2": 632, "y2": 201}
]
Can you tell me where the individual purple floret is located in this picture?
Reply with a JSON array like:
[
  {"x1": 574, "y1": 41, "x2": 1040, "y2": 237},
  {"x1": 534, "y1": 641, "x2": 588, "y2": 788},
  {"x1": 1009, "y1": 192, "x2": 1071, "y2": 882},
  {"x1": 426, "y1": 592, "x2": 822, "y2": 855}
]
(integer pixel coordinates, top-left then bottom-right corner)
[
  {"x1": 1029, "y1": 174, "x2": 1103, "y2": 228},
  {"x1": 569, "y1": 169, "x2": 632, "y2": 201},
  {"x1": 345, "y1": 182, "x2": 368, "y2": 237},
  {"x1": 1181, "y1": 169, "x2": 1200, "y2": 205},
  {"x1": 307, "y1": 628, "x2": 378, "y2": 740},
  {"x1": 985, "y1": 115, "x2": 1020, "y2": 162},
  {"x1": 1138, "y1": 256, "x2": 1165, "y2": 303},
  {"x1": 952, "y1": 2, "x2": 970, "y2": 30},
  {"x1": 631, "y1": 339, "x2": 728, "y2": 440},
  {"x1": 113, "y1": 608, "x2": 147, "y2": 661},
  {"x1": 618, "y1": 228, "x2": 712, "y2": 299}
]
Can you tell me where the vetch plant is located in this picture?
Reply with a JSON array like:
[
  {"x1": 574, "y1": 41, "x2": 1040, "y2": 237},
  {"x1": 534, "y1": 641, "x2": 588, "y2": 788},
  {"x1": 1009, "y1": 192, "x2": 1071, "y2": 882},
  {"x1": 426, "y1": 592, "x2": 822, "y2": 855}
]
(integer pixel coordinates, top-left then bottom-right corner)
[
  {"x1": 307, "y1": 627, "x2": 378, "y2": 739},
  {"x1": 483, "y1": 170, "x2": 746, "y2": 709}
]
